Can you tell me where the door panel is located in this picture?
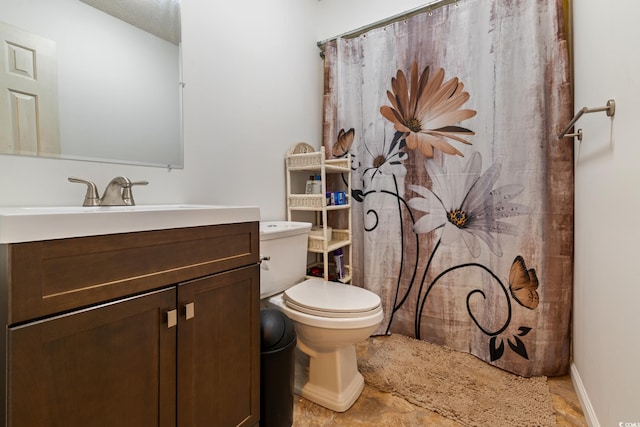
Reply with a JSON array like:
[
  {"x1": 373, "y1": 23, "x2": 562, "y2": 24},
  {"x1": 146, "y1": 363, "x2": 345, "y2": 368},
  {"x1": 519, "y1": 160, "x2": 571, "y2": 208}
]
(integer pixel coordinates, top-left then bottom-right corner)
[
  {"x1": 177, "y1": 265, "x2": 260, "y2": 427},
  {"x1": 8, "y1": 288, "x2": 176, "y2": 427}
]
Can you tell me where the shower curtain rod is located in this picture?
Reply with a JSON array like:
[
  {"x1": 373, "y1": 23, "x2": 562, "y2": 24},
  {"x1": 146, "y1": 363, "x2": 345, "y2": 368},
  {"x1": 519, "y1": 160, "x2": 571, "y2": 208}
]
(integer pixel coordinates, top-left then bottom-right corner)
[{"x1": 317, "y1": 0, "x2": 459, "y2": 53}]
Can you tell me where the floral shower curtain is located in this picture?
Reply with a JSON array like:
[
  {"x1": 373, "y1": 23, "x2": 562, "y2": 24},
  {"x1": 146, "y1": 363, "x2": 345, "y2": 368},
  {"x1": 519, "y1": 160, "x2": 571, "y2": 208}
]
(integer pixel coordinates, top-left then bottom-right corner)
[{"x1": 322, "y1": 0, "x2": 573, "y2": 377}]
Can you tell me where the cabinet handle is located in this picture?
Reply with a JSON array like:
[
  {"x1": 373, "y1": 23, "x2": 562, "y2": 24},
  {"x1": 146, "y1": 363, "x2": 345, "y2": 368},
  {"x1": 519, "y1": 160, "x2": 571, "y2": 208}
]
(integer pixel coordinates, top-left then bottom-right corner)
[
  {"x1": 185, "y1": 302, "x2": 195, "y2": 320},
  {"x1": 167, "y1": 309, "x2": 177, "y2": 328}
]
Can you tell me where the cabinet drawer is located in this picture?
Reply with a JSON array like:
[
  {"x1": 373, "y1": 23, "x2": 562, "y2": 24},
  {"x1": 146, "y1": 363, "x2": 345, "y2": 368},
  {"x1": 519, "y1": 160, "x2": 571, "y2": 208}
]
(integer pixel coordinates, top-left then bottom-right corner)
[{"x1": 4, "y1": 222, "x2": 259, "y2": 324}]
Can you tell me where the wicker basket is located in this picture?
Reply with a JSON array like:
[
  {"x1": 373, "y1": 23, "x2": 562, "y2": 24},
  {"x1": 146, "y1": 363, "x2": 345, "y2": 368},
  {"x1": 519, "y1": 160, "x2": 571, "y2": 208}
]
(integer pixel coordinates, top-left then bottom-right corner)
[
  {"x1": 288, "y1": 194, "x2": 324, "y2": 208},
  {"x1": 285, "y1": 150, "x2": 350, "y2": 171},
  {"x1": 325, "y1": 158, "x2": 350, "y2": 169},
  {"x1": 286, "y1": 152, "x2": 322, "y2": 168},
  {"x1": 308, "y1": 236, "x2": 325, "y2": 251},
  {"x1": 310, "y1": 226, "x2": 332, "y2": 239},
  {"x1": 307, "y1": 229, "x2": 350, "y2": 251},
  {"x1": 331, "y1": 229, "x2": 350, "y2": 242}
]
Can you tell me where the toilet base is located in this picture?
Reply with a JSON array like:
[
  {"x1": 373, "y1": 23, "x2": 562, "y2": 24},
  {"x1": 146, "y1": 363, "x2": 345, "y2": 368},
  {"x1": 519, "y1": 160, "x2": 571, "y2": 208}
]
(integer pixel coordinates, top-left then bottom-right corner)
[{"x1": 293, "y1": 343, "x2": 364, "y2": 412}]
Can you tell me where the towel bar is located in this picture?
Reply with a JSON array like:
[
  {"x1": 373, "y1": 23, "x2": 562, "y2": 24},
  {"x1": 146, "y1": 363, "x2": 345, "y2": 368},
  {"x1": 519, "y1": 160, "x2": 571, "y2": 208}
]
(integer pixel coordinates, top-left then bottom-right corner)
[{"x1": 559, "y1": 99, "x2": 615, "y2": 141}]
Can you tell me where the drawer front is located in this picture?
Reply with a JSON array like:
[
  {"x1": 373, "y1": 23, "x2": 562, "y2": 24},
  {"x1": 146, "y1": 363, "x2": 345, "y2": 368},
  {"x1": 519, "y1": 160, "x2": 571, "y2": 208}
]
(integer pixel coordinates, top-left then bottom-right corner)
[{"x1": 7, "y1": 222, "x2": 259, "y2": 324}]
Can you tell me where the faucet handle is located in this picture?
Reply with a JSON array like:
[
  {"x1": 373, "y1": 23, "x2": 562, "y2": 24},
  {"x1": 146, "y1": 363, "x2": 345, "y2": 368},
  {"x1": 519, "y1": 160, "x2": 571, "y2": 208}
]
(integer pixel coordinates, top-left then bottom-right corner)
[
  {"x1": 68, "y1": 177, "x2": 100, "y2": 206},
  {"x1": 122, "y1": 180, "x2": 149, "y2": 206}
]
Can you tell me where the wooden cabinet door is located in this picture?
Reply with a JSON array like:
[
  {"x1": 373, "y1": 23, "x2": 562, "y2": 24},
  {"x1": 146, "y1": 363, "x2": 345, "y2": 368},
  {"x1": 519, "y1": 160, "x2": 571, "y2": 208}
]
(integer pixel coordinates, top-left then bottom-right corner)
[
  {"x1": 177, "y1": 265, "x2": 260, "y2": 427},
  {"x1": 8, "y1": 288, "x2": 177, "y2": 427}
]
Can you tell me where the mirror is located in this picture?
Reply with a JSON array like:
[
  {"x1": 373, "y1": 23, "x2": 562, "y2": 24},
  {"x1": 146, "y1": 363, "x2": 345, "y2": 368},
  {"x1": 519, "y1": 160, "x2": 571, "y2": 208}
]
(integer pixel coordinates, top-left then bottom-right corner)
[{"x1": 0, "y1": 0, "x2": 183, "y2": 168}]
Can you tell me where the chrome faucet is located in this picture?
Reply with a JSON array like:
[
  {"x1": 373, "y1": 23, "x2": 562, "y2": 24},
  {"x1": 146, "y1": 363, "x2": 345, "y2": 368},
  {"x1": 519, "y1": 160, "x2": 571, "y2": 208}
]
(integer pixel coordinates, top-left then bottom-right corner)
[
  {"x1": 68, "y1": 176, "x2": 148, "y2": 206},
  {"x1": 101, "y1": 176, "x2": 130, "y2": 206}
]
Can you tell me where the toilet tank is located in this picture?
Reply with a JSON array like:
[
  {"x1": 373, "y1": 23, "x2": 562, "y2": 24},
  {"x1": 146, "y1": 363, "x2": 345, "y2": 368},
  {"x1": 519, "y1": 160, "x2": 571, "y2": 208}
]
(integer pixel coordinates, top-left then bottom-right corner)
[{"x1": 260, "y1": 221, "x2": 312, "y2": 299}]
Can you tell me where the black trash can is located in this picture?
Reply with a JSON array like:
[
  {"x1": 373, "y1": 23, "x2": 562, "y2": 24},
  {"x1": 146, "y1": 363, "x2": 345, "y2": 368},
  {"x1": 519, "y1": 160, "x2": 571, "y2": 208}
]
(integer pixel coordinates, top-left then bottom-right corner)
[{"x1": 260, "y1": 309, "x2": 297, "y2": 427}]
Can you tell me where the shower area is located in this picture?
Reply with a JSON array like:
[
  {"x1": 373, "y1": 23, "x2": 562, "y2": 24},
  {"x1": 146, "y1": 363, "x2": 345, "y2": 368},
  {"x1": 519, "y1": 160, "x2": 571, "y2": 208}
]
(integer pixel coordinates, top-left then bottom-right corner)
[{"x1": 320, "y1": 0, "x2": 573, "y2": 377}]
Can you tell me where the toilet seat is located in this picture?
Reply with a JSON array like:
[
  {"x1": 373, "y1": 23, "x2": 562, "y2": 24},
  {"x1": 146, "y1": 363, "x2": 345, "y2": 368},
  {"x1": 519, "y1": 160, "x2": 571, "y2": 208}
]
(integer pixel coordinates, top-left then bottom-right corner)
[
  {"x1": 268, "y1": 292, "x2": 383, "y2": 330},
  {"x1": 283, "y1": 279, "x2": 381, "y2": 319}
]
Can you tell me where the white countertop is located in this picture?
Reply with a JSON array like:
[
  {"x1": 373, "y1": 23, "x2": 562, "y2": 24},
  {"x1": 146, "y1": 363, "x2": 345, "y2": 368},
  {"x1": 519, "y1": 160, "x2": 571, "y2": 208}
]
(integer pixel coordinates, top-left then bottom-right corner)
[{"x1": 0, "y1": 205, "x2": 260, "y2": 243}]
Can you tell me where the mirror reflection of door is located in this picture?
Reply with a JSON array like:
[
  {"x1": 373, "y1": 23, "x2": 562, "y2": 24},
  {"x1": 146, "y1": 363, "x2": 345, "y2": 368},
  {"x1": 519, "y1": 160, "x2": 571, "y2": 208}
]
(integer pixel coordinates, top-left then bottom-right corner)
[{"x1": 0, "y1": 21, "x2": 60, "y2": 155}]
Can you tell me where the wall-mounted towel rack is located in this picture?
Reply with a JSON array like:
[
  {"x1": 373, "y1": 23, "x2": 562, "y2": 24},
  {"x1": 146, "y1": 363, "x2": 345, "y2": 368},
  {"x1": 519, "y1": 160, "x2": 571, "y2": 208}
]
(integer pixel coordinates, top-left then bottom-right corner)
[{"x1": 559, "y1": 99, "x2": 616, "y2": 141}]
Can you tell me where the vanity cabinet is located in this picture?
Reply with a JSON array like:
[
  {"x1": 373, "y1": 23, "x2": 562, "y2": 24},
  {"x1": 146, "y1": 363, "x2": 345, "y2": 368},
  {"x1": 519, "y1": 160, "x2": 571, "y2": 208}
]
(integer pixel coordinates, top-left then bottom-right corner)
[{"x1": 1, "y1": 222, "x2": 260, "y2": 427}]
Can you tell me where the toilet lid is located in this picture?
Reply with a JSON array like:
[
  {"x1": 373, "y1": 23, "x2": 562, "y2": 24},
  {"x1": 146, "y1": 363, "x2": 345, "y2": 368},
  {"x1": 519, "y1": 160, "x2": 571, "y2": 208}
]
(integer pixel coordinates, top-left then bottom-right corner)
[{"x1": 283, "y1": 279, "x2": 381, "y2": 318}]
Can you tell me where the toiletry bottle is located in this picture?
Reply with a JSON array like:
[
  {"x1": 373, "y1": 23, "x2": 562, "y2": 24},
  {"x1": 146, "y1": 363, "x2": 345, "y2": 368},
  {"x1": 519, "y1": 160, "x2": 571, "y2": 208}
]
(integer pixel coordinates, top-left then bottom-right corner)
[
  {"x1": 308, "y1": 174, "x2": 321, "y2": 194},
  {"x1": 306, "y1": 175, "x2": 315, "y2": 194},
  {"x1": 334, "y1": 248, "x2": 345, "y2": 280}
]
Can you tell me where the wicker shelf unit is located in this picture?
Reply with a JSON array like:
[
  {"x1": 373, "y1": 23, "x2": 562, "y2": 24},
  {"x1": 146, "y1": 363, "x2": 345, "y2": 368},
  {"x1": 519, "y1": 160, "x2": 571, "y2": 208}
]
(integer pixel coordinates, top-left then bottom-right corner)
[{"x1": 286, "y1": 146, "x2": 352, "y2": 282}]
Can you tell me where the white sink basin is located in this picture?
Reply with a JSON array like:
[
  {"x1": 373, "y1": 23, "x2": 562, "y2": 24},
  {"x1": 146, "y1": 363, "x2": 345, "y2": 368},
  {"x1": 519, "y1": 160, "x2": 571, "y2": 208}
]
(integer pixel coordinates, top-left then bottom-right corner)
[{"x1": 0, "y1": 205, "x2": 260, "y2": 243}]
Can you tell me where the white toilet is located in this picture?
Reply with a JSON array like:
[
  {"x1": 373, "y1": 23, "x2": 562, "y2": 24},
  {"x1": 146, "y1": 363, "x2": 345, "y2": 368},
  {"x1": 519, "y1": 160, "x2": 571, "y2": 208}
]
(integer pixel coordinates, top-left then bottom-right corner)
[{"x1": 260, "y1": 221, "x2": 383, "y2": 412}]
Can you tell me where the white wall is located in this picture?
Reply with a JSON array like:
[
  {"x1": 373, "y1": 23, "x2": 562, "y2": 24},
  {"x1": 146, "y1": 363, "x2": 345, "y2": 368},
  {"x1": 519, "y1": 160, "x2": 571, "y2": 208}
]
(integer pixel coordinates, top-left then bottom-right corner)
[
  {"x1": 178, "y1": 0, "x2": 429, "y2": 220},
  {"x1": 572, "y1": 1, "x2": 640, "y2": 426},
  {"x1": 0, "y1": 0, "x2": 323, "y2": 218},
  {"x1": 315, "y1": 0, "x2": 433, "y2": 40},
  {"x1": 179, "y1": 0, "x2": 323, "y2": 221},
  {"x1": 0, "y1": 0, "x2": 426, "y2": 214}
]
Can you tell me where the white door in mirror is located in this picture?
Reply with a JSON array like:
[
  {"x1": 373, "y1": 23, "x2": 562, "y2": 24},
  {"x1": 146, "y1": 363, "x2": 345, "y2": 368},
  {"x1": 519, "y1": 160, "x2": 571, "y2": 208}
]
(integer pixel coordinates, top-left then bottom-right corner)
[{"x1": 0, "y1": 21, "x2": 60, "y2": 155}]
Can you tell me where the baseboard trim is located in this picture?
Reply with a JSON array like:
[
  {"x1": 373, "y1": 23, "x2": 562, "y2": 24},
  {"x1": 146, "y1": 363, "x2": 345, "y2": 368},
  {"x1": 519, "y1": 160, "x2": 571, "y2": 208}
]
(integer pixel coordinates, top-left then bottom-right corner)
[{"x1": 570, "y1": 362, "x2": 600, "y2": 427}]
